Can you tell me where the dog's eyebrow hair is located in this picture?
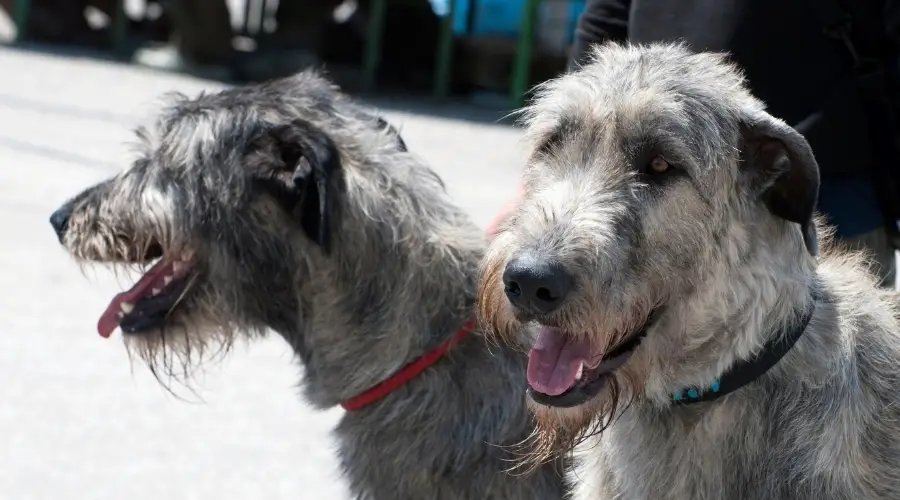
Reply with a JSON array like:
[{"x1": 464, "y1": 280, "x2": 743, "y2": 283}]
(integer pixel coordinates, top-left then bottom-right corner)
[{"x1": 537, "y1": 117, "x2": 580, "y2": 155}]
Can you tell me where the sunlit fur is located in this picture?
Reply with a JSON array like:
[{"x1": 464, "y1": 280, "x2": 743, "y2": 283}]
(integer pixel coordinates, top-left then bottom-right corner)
[{"x1": 477, "y1": 42, "x2": 900, "y2": 499}]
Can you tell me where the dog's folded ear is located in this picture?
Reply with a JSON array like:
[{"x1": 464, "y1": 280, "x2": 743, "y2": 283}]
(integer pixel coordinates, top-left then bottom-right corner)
[
  {"x1": 250, "y1": 119, "x2": 342, "y2": 254},
  {"x1": 739, "y1": 110, "x2": 821, "y2": 256}
]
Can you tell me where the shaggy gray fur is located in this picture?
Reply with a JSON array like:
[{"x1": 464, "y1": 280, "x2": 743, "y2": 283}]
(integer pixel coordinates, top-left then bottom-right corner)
[
  {"x1": 477, "y1": 42, "x2": 900, "y2": 500},
  {"x1": 48, "y1": 71, "x2": 566, "y2": 499}
]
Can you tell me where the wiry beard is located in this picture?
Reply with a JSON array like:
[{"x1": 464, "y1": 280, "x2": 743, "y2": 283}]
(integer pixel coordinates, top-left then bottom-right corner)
[
  {"x1": 507, "y1": 366, "x2": 643, "y2": 474},
  {"x1": 119, "y1": 277, "x2": 268, "y2": 398},
  {"x1": 71, "y1": 251, "x2": 262, "y2": 400}
]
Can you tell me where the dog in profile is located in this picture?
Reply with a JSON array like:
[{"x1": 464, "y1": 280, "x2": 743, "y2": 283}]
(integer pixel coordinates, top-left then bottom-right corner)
[
  {"x1": 477, "y1": 41, "x2": 900, "y2": 499},
  {"x1": 48, "y1": 70, "x2": 567, "y2": 499}
]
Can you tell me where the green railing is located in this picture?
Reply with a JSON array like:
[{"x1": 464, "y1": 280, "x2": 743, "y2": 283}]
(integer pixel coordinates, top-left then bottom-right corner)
[
  {"x1": 363, "y1": 0, "x2": 544, "y2": 109},
  {"x1": 10, "y1": 0, "x2": 552, "y2": 110}
]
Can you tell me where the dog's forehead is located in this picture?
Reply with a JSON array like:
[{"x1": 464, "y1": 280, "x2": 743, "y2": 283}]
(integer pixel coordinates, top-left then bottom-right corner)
[
  {"x1": 527, "y1": 44, "x2": 745, "y2": 144},
  {"x1": 530, "y1": 92, "x2": 728, "y2": 169},
  {"x1": 526, "y1": 64, "x2": 745, "y2": 180},
  {"x1": 131, "y1": 101, "x2": 268, "y2": 171}
]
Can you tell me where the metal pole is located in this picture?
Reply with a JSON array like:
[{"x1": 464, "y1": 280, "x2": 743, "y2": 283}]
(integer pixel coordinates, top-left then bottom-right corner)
[
  {"x1": 111, "y1": 0, "x2": 128, "y2": 57},
  {"x1": 363, "y1": 0, "x2": 388, "y2": 91},
  {"x1": 433, "y1": 0, "x2": 457, "y2": 98},
  {"x1": 13, "y1": 0, "x2": 30, "y2": 42},
  {"x1": 510, "y1": 0, "x2": 541, "y2": 109}
]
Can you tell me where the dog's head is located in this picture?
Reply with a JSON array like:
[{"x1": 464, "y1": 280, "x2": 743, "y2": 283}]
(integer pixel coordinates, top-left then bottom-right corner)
[
  {"x1": 477, "y1": 42, "x2": 820, "y2": 457},
  {"x1": 50, "y1": 71, "x2": 479, "y2": 405}
]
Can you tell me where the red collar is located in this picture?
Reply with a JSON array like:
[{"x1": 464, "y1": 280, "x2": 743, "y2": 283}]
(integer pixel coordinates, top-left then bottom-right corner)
[{"x1": 340, "y1": 320, "x2": 476, "y2": 411}]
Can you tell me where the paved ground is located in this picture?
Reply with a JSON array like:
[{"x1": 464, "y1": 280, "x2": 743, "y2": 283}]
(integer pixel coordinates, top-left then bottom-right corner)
[{"x1": 0, "y1": 46, "x2": 524, "y2": 500}]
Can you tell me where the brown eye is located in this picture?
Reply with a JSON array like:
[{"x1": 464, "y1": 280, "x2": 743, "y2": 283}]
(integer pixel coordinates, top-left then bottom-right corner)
[{"x1": 649, "y1": 155, "x2": 670, "y2": 174}]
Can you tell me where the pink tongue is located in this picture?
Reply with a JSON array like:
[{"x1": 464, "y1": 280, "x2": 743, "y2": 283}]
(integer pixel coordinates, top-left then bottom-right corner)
[
  {"x1": 96, "y1": 259, "x2": 176, "y2": 338},
  {"x1": 527, "y1": 327, "x2": 598, "y2": 396}
]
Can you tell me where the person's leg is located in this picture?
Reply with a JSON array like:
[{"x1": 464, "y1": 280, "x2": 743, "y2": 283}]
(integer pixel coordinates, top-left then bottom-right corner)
[
  {"x1": 266, "y1": 0, "x2": 340, "y2": 51},
  {"x1": 236, "y1": 0, "x2": 340, "y2": 81},
  {"x1": 838, "y1": 228, "x2": 897, "y2": 288},
  {"x1": 168, "y1": 0, "x2": 233, "y2": 65},
  {"x1": 133, "y1": 0, "x2": 233, "y2": 80}
]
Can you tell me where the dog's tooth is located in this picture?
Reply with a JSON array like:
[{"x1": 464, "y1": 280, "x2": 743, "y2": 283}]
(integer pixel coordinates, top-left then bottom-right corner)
[
  {"x1": 575, "y1": 362, "x2": 584, "y2": 381},
  {"x1": 172, "y1": 261, "x2": 184, "y2": 273},
  {"x1": 163, "y1": 275, "x2": 173, "y2": 285},
  {"x1": 152, "y1": 288, "x2": 161, "y2": 296},
  {"x1": 120, "y1": 302, "x2": 134, "y2": 314}
]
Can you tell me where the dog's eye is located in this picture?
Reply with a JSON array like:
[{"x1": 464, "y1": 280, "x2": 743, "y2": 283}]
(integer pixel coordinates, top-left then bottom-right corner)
[
  {"x1": 647, "y1": 156, "x2": 670, "y2": 174},
  {"x1": 635, "y1": 153, "x2": 681, "y2": 189}
]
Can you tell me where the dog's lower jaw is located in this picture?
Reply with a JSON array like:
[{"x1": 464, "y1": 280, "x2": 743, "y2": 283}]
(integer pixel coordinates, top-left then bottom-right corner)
[
  {"x1": 528, "y1": 373, "x2": 611, "y2": 408},
  {"x1": 527, "y1": 393, "x2": 606, "y2": 429}
]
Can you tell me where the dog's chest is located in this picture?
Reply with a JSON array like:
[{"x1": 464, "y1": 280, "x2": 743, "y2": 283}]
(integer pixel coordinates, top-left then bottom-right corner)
[{"x1": 569, "y1": 400, "x2": 853, "y2": 500}]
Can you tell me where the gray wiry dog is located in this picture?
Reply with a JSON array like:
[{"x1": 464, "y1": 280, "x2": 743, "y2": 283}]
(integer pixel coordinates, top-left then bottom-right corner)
[
  {"x1": 477, "y1": 42, "x2": 900, "y2": 499},
  {"x1": 48, "y1": 71, "x2": 566, "y2": 499}
]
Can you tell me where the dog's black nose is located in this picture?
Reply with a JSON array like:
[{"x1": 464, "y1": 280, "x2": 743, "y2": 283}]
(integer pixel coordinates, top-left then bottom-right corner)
[
  {"x1": 503, "y1": 252, "x2": 573, "y2": 314},
  {"x1": 49, "y1": 204, "x2": 73, "y2": 242}
]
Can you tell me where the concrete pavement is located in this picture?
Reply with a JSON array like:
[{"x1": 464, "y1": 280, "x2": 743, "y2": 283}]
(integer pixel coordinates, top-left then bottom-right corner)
[{"x1": 0, "y1": 46, "x2": 524, "y2": 500}]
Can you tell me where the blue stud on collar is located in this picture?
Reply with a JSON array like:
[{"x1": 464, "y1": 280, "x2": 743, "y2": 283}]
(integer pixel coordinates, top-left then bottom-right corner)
[{"x1": 672, "y1": 378, "x2": 722, "y2": 402}]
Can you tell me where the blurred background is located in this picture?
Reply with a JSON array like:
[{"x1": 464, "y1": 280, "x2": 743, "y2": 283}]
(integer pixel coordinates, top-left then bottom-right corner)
[
  {"x1": 0, "y1": 1, "x2": 559, "y2": 498},
  {"x1": 5, "y1": 1, "x2": 898, "y2": 499},
  {"x1": 0, "y1": 0, "x2": 581, "y2": 108}
]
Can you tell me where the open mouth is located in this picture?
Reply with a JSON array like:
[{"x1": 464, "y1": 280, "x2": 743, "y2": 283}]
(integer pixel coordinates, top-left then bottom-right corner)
[
  {"x1": 96, "y1": 245, "x2": 196, "y2": 338},
  {"x1": 526, "y1": 312, "x2": 656, "y2": 408}
]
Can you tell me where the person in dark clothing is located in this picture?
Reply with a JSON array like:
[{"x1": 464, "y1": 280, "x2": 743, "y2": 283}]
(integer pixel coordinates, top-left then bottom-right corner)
[{"x1": 567, "y1": 0, "x2": 900, "y2": 287}]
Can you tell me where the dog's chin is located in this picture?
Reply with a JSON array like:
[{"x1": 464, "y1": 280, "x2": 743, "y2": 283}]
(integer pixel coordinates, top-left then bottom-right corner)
[
  {"x1": 118, "y1": 295, "x2": 243, "y2": 380},
  {"x1": 527, "y1": 386, "x2": 608, "y2": 432},
  {"x1": 519, "y1": 384, "x2": 617, "y2": 468}
]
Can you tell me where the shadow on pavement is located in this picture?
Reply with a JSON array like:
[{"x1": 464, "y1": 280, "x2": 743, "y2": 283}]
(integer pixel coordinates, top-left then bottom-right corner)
[
  {"x1": 0, "y1": 135, "x2": 121, "y2": 170},
  {"x1": 0, "y1": 92, "x2": 134, "y2": 125}
]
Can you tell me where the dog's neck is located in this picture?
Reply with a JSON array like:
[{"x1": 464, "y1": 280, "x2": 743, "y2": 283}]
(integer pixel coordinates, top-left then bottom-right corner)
[
  {"x1": 290, "y1": 201, "x2": 488, "y2": 410},
  {"x1": 640, "y1": 225, "x2": 819, "y2": 405},
  {"x1": 339, "y1": 319, "x2": 477, "y2": 411},
  {"x1": 668, "y1": 285, "x2": 818, "y2": 404},
  {"x1": 321, "y1": 226, "x2": 557, "y2": 498}
]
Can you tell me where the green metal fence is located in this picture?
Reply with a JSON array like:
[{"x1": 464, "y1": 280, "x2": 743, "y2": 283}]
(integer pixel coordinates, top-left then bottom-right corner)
[
  {"x1": 362, "y1": 0, "x2": 544, "y2": 109},
  {"x1": 10, "y1": 0, "x2": 555, "y2": 110}
]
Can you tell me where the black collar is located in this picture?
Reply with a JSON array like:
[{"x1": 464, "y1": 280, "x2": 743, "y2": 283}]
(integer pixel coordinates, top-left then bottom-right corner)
[{"x1": 670, "y1": 287, "x2": 819, "y2": 405}]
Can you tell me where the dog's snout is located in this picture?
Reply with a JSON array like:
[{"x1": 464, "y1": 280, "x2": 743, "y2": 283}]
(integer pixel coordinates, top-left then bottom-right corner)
[
  {"x1": 49, "y1": 203, "x2": 73, "y2": 243},
  {"x1": 502, "y1": 252, "x2": 573, "y2": 314}
]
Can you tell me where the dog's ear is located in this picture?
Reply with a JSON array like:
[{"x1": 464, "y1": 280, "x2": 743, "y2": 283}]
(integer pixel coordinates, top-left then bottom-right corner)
[
  {"x1": 255, "y1": 119, "x2": 342, "y2": 254},
  {"x1": 739, "y1": 110, "x2": 820, "y2": 256}
]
